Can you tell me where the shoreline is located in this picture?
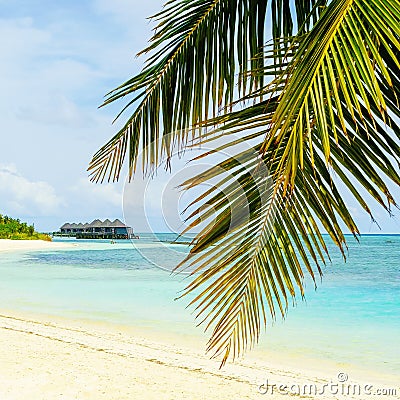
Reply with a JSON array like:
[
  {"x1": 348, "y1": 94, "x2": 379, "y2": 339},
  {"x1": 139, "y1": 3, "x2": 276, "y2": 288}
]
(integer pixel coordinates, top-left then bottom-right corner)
[
  {"x1": 0, "y1": 239, "x2": 398, "y2": 399},
  {"x1": 0, "y1": 308, "x2": 398, "y2": 400},
  {"x1": 0, "y1": 239, "x2": 75, "y2": 253}
]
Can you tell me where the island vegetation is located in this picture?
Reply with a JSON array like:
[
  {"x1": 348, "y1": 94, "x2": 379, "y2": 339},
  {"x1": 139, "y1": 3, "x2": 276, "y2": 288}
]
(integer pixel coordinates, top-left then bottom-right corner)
[{"x1": 0, "y1": 214, "x2": 51, "y2": 241}]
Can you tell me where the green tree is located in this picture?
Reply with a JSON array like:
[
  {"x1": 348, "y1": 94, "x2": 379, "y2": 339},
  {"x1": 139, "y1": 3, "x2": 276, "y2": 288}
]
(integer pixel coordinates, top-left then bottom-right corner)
[
  {"x1": 0, "y1": 214, "x2": 50, "y2": 241},
  {"x1": 89, "y1": 0, "x2": 400, "y2": 365},
  {"x1": 28, "y1": 225, "x2": 34, "y2": 236}
]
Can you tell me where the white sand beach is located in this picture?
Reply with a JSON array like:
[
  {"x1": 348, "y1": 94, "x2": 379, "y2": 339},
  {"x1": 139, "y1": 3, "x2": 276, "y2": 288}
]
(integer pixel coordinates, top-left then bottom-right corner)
[
  {"x1": 0, "y1": 239, "x2": 74, "y2": 253},
  {"x1": 0, "y1": 241, "x2": 398, "y2": 400},
  {"x1": 0, "y1": 312, "x2": 261, "y2": 400},
  {"x1": 0, "y1": 310, "x2": 398, "y2": 400}
]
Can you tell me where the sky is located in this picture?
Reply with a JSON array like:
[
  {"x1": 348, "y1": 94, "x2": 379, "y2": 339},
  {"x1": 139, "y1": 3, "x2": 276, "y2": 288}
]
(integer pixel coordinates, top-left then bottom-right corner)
[
  {"x1": 0, "y1": 0, "x2": 163, "y2": 231},
  {"x1": 0, "y1": 1, "x2": 399, "y2": 234}
]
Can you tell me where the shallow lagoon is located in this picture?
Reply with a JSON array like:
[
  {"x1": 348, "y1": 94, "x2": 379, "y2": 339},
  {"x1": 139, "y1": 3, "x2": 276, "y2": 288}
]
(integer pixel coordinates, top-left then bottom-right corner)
[{"x1": 0, "y1": 234, "x2": 398, "y2": 376}]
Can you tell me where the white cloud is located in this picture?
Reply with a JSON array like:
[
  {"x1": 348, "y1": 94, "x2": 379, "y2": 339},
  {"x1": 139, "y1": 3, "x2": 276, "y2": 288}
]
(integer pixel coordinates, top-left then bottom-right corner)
[
  {"x1": 0, "y1": 18, "x2": 51, "y2": 66},
  {"x1": 16, "y1": 94, "x2": 94, "y2": 128},
  {"x1": 0, "y1": 164, "x2": 65, "y2": 216},
  {"x1": 93, "y1": 0, "x2": 161, "y2": 26},
  {"x1": 0, "y1": 18, "x2": 106, "y2": 133},
  {"x1": 69, "y1": 178, "x2": 123, "y2": 210}
]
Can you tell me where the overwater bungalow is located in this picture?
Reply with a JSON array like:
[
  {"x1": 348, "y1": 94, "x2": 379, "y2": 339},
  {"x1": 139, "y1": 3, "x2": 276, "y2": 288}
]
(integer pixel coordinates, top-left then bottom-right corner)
[{"x1": 58, "y1": 219, "x2": 137, "y2": 239}]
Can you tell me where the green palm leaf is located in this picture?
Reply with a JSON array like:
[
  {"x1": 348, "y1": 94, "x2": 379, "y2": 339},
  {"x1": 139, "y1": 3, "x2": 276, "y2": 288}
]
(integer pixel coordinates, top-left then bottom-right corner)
[
  {"x1": 176, "y1": 135, "x2": 356, "y2": 365},
  {"x1": 176, "y1": 34, "x2": 400, "y2": 360},
  {"x1": 89, "y1": 0, "x2": 400, "y2": 367},
  {"x1": 176, "y1": 98, "x2": 398, "y2": 365},
  {"x1": 261, "y1": 0, "x2": 400, "y2": 191},
  {"x1": 89, "y1": 0, "x2": 268, "y2": 182},
  {"x1": 88, "y1": 0, "x2": 331, "y2": 183}
]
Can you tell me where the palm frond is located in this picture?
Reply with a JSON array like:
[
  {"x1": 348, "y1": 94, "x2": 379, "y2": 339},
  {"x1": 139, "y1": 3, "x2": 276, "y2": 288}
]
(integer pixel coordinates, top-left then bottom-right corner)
[
  {"x1": 177, "y1": 67, "x2": 399, "y2": 364},
  {"x1": 88, "y1": 0, "x2": 334, "y2": 183},
  {"x1": 261, "y1": 0, "x2": 400, "y2": 190},
  {"x1": 88, "y1": 0, "x2": 400, "y2": 368},
  {"x1": 88, "y1": 0, "x2": 270, "y2": 182},
  {"x1": 176, "y1": 131, "x2": 362, "y2": 366}
]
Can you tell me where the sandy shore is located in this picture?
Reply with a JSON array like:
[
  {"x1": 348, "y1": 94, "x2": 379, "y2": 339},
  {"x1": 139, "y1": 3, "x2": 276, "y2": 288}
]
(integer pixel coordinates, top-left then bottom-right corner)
[
  {"x1": 0, "y1": 242, "x2": 398, "y2": 399},
  {"x1": 0, "y1": 239, "x2": 74, "y2": 253},
  {"x1": 0, "y1": 311, "x2": 398, "y2": 400}
]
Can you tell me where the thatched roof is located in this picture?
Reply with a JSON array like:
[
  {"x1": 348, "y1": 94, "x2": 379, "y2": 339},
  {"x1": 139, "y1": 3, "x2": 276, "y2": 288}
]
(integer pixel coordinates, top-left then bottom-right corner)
[
  {"x1": 60, "y1": 219, "x2": 131, "y2": 229},
  {"x1": 60, "y1": 223, "x2": 71, "y2": 229},
  {"x1": 110, "y1": 219, "x2": 128, "y2": 228},
  {"x1": 89, "y1": 219, "x2": 102, "y2": 227},
  {"x1": 101, "y1": 219, "x2": 113, "y2": 227}
]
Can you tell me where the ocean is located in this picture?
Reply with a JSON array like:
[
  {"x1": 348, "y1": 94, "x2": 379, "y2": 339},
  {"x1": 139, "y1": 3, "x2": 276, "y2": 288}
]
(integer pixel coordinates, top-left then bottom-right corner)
[{"x1": 0, "y1": 234, "x2": 398, "y2": 376}]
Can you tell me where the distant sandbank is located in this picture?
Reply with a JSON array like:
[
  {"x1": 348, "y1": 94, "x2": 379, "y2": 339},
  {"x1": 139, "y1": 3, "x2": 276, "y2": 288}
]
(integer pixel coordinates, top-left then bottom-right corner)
[{"x1": 0, "y1": 239, "x2": 74, "y2": 253}]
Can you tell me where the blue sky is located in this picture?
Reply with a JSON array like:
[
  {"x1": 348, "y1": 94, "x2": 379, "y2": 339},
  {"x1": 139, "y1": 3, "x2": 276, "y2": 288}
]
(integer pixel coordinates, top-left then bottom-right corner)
[
  {"x1": 0, "y1": 1, "x2": 399, "y2": 234},
  {"x1": 0, "y1": 0, "x2": 163, "y2": 231}
]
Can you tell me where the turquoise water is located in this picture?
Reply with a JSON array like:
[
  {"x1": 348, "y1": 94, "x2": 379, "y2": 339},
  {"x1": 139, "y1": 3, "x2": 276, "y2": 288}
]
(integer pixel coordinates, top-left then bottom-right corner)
[{"x1": 0, "y1": 234, "x2": 398, "y2": 375}]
